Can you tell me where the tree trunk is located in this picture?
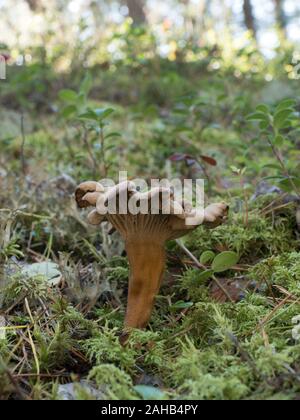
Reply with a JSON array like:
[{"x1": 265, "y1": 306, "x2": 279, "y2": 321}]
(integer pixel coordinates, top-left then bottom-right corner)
[
  {"x1": 243, "y1": 0, "x2": 257, "y2": 39},
  {"x1": 25, "y1": 0, "x2": 43, "y2": 11},
  {"x1": 199, "y1": 0, "x2": 207, "y2": 26},
  {"x1": 274, "y1": 0, "x2": 287, "y2": 34},
  {"x1": 125, "y1": 0, "x2": 147, "y2": 25}
]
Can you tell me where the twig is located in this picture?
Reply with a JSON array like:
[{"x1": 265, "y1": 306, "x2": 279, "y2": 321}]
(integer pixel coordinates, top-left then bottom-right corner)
[
  {"x1": 175, "y1": 240, "x2": 206, "y2": 269},
  {"x1": 0, "y1": 208, "x2": 52, "y2": 220},
  {"x1": 82, "y1": 127, "x2": 98, "y2": 177},
  {"x1": 212, "y1": 275, "x2": 235, "y2": 303},
  {"x1": 0, "y1": 325, "x2": 28, "y2": 332},
  {"x1": 266, "y1": 137, "x2": 300, "y2": 199},
  {"x1": 227, "y1": 333, "x2": 261, "y2": 378},
  {"x1": 20, "y1": 113, "x2": 27, "y2": 176},
  {"x1": 25, "y1": 298, "x2": 35, "y2": 326},
  {"x1": 260, "y1": 324, "x2": 270, "y2": 347},
  {"x1": 13, "y1": 372, "x2": 72, "y2": 379},
  {"x1": 100, "y1": 125, "x2": 108, "y2": 178},
  {"x1": 261, "y1": 202, "x2": 295, "y2": 216},
  {"x1": 0, "y1": 357, "x2": 28, "y2": 400},
  {"x1": 27, "y1": 327, "x2": 40, "y2": 376},
  {"x1": 273, "y1": 284, "x2": 297, "y2": 298},
  {"x1": 254, "y1": 294, "x2": 300, "y2": 334}
]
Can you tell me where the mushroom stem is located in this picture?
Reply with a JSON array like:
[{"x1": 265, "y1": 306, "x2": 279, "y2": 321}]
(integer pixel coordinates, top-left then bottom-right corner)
[{"x1": 124, "y1": 241, "x2": 166, "y2": 329}]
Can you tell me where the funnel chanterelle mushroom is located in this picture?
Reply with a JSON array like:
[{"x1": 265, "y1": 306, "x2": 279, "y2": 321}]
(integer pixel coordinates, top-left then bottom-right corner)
[{"x1": 75, "y1": 180, "x2": 228, "y2": 330}]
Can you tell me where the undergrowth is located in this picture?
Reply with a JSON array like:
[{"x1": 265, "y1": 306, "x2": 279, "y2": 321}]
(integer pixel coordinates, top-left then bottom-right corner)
[{"x1": 1, "y1": 53, "x2": 300, "y2": 400}]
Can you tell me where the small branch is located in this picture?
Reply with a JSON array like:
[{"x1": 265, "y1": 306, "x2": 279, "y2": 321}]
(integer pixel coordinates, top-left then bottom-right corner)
[
  {"x1": 82, "y1": 128, "x2": 98, "y2": 177},
  {"x1": 27, "y1": 327, "x2": 40, "y2": 376},
  {"x1": 255, "y1": 293, "x2": 299, "y2": 333},
  {"x1": 0, "y1": 208, "x2": 52, "y2": 220},
  {"x1": 0, "y1": 357, "x2": 28, "y2": 400},
  {"x1": 99, "y1": 126, "x2": 108, "y2": 178},
  {"x1": 20, "y1": 114, "x2": 27, "y2": 176},
  {"x1": 212, "y1": 275, "x2": 235, "y2": 303},
  {"x1": 12, "y1": 372, "x2": 72, "y2": 379},
  {"x1": 267, "y1": 137, "x2": 300, "y2": 199},
  {"x1": 176, "y1": 239, "x2": 206, "y2": 269}
]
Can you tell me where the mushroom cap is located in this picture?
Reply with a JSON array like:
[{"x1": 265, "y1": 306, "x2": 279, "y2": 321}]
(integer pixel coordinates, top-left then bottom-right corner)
[
  {"x1": 75, "y1": 181, "x2": 105, "y2": 208},
  {"x1": 96, "y1": 181, "x2": 136, "y2": 215},
  {"x1": 75, "y1": 181, "x2": 228, "y2": 242},
  {"x1": 87, "y1": 209, "x2": 106, "y2": 226}
]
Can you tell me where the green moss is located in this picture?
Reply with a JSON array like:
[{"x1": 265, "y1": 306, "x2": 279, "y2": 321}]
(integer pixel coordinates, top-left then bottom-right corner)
[
  {"x1": 3, "y1": 273, "x2": 50, "y2": 308},
  {"x1": 88, "y1": 364, "x2": 137, "y2": 400},
  {"x1": 82, "y1": 325, "x2": 136, "y2": 372},
  {"x1": 250, "y1": 252, "x2": 300, "y2": 296},
  {"x1": 33, "y1": 323, "x2": 75, "y2": 371},
  {"x1": 82, "y1": 325, "x2": 166, "y2": 375},
  {"x1": 170, "y1": 340, "x2": 251, "y2": 400},
  {"x1": 186, "y1": 211, "x2": 297, "y2": 261}
]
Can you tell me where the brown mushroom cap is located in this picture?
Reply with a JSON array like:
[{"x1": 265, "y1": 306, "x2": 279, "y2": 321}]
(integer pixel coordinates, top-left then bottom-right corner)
[
  {"x1": 75, "y1": 181, "x2": 105, "y2": 208},
  {"x1": 75, "y1": 180, "x2": 228, "y2": 241}
]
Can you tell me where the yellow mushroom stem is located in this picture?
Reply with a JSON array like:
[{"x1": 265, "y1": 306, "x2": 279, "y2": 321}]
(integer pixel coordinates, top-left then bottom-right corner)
[{"x1": 125, "y1": 240, "x2": 165, "y2": 329}]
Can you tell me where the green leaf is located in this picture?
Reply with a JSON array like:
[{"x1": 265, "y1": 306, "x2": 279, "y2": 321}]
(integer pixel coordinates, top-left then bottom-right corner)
[
  {"x1": 277, "y1": 179, "x2": 293, "y2": 192},
  {"x1": 80, "y1": 73, "x2": 92, "y2": 96},
  {"x1": 259, "y1": 120, "x2": 270, "y2": 130},
  {"x1": 104, "y1": 144, "x2": 117, "y2": 152},
  {"x1": 247, "y1": 112, "x2": 269, "y2": 123},
  {"x1": 134, "y1": 385, "x2": 167, "y2": 401},
  {"x1": 94, "y1": 108, "x2": 115, "y2": 121},
  {"x1": 58, "y1": 89, "x2": 78, "y2": 103},
  {"x1": 275, "y1": 99, "x2": 296, "y2": 112},
  {"x1": 198, "y1": 269, "x2": 214, "y2": 283},
  {"x1": 256, "y1": 104, "x2": 269, "y2": 114},
  {"x1": 105, "y1": 132, "x2": 122, "y2": 140},
  {"x1": 274, "y1": 109, "x2": 294, "y2": 129},
  {"x1": 212, "y1": 252, "x2": 239, "y2": 273},
  {"x1": 170, "y1": 301, "x2": 194, "y2": 311},
  {"x1": 230, "y1": 165, "x2": 241, "y2": 175},
  {"x1": 278, "y1": 177, "x2": 300, "y2": 193},
  {"x1": 262, "y1": 175, "x2": 287, "y2": 181},
  {"x1": 274, "y1": 134, "x2": 285, "y2": 147},
  {"x1": 200, "y1": 251, "x2": 215, "y2": 265},
  {"x1": 262, "y1": 163, "x2": 282, "y2": 171},
  {"x1": 280, "y1": 119, "x2": 295, "y2": 130},
  {"x1": 78, "y1": 109, "x2": 98, "y2": 122},
  {"x1": 61, "y1": 105, "x2": 77, "y2": 119}
]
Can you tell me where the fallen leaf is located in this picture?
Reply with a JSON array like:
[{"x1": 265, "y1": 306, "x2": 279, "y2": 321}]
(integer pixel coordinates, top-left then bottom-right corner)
[{"x1": 200, "y1": 155, "x2": 217, "y2": 166}]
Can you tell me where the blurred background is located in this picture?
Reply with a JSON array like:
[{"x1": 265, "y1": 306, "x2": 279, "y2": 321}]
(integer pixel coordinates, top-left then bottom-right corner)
[
  {"x1": 1, "y1": 0, "x2": 300, "y2": 193},
  {"x1": 1, "y1": 0, "x2": 300, "y2": 53},
  {"x1": 1, "y1": 0, "x2": 300, "y2": 111}
]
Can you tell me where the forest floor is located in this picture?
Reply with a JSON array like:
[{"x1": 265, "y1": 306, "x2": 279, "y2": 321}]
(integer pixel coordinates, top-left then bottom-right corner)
[{"x1": 1, "y1": 72, "x2": 300, "y2": 400}]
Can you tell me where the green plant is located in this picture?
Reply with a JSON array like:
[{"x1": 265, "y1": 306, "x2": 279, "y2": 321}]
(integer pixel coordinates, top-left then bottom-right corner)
[
  {"x1": 88, "y1": 364, "x2": 137, "y2": 400},
  {"x1": 77, "y1": 107, "x2": 120, "y2": 177},
  {"x1": 0, "y1": 216, "x2": 23, "y2": 263},
  {"x1": 197, "y1": 251, "x2": 239, "y2": 282},
  {"x1": 59, "y1": 75, "x2": 121, "y2": 177},
  {"x1": 247, "y1": 99, "x2": 300, "y2": 197}
]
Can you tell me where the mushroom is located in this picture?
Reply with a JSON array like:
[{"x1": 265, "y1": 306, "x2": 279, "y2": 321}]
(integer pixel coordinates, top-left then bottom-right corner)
[{"x1": 75, "y1": 180, "x2": 228, "y2": 330}]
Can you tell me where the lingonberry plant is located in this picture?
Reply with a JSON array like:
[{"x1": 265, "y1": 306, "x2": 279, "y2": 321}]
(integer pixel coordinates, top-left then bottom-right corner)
[{"x1": 247, "y1": 99, "x2": 300, "y2": 198}]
